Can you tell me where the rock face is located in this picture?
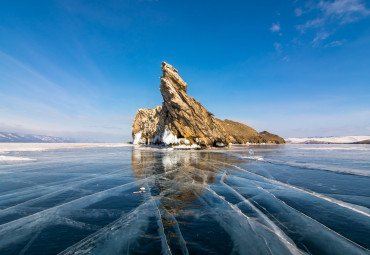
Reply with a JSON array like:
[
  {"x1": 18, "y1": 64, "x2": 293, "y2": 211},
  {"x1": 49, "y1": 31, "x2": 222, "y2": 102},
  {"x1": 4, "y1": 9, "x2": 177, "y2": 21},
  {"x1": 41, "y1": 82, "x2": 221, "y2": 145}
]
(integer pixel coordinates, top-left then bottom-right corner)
[{"x1": 132, "y1": 62, "x2": 285, "y2": 147}]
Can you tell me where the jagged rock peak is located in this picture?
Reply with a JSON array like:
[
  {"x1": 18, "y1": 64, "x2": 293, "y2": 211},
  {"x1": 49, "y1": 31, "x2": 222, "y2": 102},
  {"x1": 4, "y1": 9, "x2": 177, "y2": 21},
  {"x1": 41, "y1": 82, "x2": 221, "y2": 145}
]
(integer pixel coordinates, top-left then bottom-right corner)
[{"x1": 161, "y1": 62, "x2": 187, "y2": 93}]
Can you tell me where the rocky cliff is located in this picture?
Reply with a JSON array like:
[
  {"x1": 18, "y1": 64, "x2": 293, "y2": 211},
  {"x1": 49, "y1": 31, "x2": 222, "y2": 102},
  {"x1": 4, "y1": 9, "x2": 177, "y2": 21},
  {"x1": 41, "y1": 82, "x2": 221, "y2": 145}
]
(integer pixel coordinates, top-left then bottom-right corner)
[{"x1": 132, "y1": 62, "x2": 285, "y2": 148}]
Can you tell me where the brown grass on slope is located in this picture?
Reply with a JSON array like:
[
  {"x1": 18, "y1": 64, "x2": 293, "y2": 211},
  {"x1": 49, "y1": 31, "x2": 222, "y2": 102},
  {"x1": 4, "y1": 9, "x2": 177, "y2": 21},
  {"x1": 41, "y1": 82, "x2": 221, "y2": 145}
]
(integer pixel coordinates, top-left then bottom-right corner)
[{"x1": 216, "y1": 119, "x2": 285, "y2": 144}]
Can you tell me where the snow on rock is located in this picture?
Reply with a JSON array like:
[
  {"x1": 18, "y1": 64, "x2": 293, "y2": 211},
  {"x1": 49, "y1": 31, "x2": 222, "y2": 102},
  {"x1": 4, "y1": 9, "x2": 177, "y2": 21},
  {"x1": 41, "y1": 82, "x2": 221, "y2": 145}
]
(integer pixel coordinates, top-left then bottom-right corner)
[
  {"x1": 173, "y1": 144, "x2": 201, "y2": 149},
  {"x1": 133, "y1": 128, "x2": 194, "y2": 148},
  {"x1": 162, "y1": 128, "x2": 179, "y2": 145},
  {"x1": 133, "y1": 132, "x2": 145, "y2": 145},
  {"x1": 161, "y1": 128, "x2": 192, "y2": 145}
]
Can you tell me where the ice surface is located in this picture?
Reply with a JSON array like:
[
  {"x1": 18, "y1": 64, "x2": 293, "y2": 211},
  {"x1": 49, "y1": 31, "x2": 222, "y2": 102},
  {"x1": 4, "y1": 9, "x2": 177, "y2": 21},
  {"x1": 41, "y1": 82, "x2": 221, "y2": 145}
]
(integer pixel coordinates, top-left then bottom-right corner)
[
  {"x1": 263, "y1": 158, "x2": 370, "y2": 177},
  {"x1": 0, "y1": 144, "x2": 369, "y2": 254},
  {"x1": 59, "y1": 201, "x2": 156, "y2": 255}
]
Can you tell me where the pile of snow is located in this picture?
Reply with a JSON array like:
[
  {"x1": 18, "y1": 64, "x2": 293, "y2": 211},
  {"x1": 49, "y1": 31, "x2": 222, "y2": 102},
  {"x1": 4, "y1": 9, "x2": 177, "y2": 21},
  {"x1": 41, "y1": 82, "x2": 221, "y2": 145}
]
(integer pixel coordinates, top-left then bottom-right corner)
[{"x1": 286, "y1": 136, "x2": 370, "y2": 144}]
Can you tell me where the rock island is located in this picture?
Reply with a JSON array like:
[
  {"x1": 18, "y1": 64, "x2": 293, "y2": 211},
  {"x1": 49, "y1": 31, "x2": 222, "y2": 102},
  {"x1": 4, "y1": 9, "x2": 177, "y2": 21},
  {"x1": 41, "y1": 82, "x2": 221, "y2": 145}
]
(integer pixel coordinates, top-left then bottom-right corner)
[{"x1": 132, "y1": 62, "x2": 285, "y2": 148}]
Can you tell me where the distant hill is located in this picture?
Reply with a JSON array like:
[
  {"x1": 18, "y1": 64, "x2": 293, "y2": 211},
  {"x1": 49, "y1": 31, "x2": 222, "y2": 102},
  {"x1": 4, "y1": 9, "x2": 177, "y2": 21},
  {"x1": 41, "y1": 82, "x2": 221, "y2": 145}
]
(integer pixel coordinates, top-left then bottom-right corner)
[
  {"x1": 286, "y1": 136, "x2": 370, "y2": 144},
  {"x1": 0, "y1": 132, "x2": 75, "y2": 143}
]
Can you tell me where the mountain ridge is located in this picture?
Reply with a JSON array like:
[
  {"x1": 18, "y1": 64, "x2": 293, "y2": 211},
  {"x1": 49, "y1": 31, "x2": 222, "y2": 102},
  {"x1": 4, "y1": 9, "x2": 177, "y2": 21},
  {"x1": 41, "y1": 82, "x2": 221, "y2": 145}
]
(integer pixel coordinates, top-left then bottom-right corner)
[
  {"x1": 286, "y1": 136, "x2": 370, "y2": 144},
  {"x1": 0, "y1": 132, "x2": 75, "y2": 143}
]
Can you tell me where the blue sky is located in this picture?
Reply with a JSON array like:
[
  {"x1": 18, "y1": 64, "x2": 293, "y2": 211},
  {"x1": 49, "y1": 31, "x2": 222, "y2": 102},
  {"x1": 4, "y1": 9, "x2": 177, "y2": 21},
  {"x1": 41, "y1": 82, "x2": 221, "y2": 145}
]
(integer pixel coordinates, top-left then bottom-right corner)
[{"x1": 0, "y1": 0, "x2": 369, "y2": 142}]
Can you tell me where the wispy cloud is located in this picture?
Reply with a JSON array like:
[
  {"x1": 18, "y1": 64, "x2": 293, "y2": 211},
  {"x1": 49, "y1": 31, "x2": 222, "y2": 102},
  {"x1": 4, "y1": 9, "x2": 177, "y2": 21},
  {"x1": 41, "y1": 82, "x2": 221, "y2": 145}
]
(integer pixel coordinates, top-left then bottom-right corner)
[
  {"x1": 313, "y1": 31, "x2": 330, "y2": 46},
  {"x1": 296, "y1": 0, "x2": 370, "y2": 44},
  {"x1": 0, "y1": 51, "x2": 95, "y2": 114},
  {"x1": 295, "y1": 8, "x2": 303, "y2": 16},
  {"x1": 325, "y1": 39, "x2": 346, "y2": 47},
  {"x1": 297, "y1": 17, "x2": 326, "y2": 32},
  {"x1": 0, "y1": 50, "x2": 134, "y2": 142},
  {"x1": 270, "y1": 23, "x2": 281, "y2": 32},
  {"x1": 274, "y1": 42, "x2": 283, "y2": 54},
  {"x1": 319, "y1": 0, "x2": 370, "y2": 24}
]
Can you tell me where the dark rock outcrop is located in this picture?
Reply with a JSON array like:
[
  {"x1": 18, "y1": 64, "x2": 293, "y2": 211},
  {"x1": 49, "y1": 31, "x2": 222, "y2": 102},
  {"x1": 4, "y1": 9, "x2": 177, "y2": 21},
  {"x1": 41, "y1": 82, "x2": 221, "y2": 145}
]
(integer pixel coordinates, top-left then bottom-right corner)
[
  {"x1": 352, "y1": 139, "x2": 370, "y2": 144},
  {"x1": 132, "y1": 62, "x2": 285, "y2": 148}
]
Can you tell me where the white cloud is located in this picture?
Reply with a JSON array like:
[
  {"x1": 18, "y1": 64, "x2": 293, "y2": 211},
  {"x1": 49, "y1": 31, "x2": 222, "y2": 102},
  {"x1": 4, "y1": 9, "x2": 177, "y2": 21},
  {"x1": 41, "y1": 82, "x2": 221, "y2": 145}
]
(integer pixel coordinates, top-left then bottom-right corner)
[{"x1": 270, "y1": 23, "x2": 281, "y2": 32}]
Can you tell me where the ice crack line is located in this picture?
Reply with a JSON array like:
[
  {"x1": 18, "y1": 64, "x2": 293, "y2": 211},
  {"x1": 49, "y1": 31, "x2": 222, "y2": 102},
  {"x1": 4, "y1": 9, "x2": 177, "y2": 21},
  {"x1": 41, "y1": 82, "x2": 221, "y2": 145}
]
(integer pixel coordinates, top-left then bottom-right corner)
[
  {"x1": 256, "y1": 185, "x2": 370, "y2": 252},
  {"x1": 219, "y1": 171, "x2": 303, "y2": 255},
  {"x1": 214, "y1": 160, "x2": 370, "y2": 218}
]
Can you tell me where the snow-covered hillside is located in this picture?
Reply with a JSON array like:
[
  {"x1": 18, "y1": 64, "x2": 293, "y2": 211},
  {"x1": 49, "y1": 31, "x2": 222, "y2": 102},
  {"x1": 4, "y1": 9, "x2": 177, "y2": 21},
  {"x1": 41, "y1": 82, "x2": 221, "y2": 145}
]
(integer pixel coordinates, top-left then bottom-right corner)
[
  {"x1": 0, "y1": 132, "x2": 75, "y2": 143},
  {"x1": 286, "y1": 136, "x2": 370, "y2": 144}
]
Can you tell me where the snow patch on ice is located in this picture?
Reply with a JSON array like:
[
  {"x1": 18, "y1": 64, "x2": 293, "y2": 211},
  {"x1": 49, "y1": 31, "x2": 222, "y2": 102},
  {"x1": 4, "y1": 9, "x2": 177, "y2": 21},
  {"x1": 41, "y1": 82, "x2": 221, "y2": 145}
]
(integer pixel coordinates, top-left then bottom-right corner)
[
  {"x1": 0, "y1": 143, "x2": 131, "y2": 153},
  {"x1": 0, "y1": 155, "x2": 35, "y2": 161},
  {"x1": 242, "y1": 156, "x2": 264, "y2": 161}
]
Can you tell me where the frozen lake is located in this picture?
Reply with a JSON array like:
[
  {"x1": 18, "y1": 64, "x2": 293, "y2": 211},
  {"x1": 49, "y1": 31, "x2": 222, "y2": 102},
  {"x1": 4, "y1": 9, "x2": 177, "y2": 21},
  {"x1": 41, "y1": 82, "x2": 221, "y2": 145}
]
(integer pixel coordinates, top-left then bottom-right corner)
[{"x1": 0, "y1": 143, "x2": 369, "y2": 254}]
